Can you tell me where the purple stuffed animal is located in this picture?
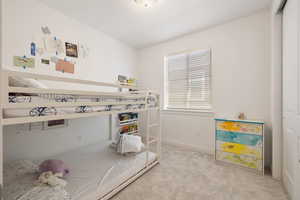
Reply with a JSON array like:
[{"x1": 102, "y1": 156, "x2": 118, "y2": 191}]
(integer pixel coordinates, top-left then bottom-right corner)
[{"x1": 39, "y1": 160, "x2": 70, "y2": 177}]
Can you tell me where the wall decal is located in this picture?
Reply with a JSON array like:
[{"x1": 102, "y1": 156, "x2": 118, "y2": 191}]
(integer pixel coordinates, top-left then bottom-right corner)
[
  {"x1": 13, "y1": 56, "x2": 35, "y2": 68},
  {"x1": 65, "y1": 42, "x2": 78, "y2": 58}
]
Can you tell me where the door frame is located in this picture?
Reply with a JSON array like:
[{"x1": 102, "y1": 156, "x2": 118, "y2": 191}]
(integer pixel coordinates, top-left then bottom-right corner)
[{"x1": 271, "y1": 0, "x2": 286, "y2": 180}]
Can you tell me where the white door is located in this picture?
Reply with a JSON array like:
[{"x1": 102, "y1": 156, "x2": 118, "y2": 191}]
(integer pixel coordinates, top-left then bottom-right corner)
[{"x1": 282, "y1": 0, "x2": 300, "y2": 199}]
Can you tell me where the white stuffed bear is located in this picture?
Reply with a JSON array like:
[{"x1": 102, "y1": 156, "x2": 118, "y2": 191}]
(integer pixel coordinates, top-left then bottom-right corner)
[{"x1": 37, "y1": 171, "x2": 67, "y2": 187}]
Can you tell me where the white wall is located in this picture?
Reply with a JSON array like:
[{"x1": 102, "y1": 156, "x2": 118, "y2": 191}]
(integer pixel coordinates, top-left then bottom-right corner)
[
  {"x1": 137, "y1": 10, "x2": 271, "y2": 164},
  {"x1": 2, "y1": 0, "x2": 137, "y2": 161},
  {"x1": 1, "y1": 0, "x2": 137, "y2": 82}
]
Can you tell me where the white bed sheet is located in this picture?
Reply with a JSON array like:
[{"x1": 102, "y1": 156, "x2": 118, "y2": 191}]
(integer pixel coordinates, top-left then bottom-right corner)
[{"x1": 4, "y1": 141, "x2": 156, "y2": 200}]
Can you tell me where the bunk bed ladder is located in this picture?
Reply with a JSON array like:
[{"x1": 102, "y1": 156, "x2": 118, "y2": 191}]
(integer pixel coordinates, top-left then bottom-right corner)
[{"x1": 145, "y1": 92, "x2": 161, "y2": 167}]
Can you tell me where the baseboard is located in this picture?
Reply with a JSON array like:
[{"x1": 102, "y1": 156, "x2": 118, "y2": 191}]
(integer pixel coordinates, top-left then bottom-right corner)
[
  {"x1": 283, "y1": 169, "x2": 293, "y2": 200},
  {"x1": 162, "y1": 140, "x2": 213, "y2": 155}
]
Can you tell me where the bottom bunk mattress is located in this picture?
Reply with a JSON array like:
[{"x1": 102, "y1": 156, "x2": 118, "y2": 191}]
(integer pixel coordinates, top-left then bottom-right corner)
[{"x1": 4, "y1": 142, "x2": 157, "y2": 200}]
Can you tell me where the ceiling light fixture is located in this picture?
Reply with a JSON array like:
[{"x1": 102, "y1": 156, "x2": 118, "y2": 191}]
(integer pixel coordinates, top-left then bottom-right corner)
[{"x1": 134, "y1": 0, "x2": 158, "y2": 8}]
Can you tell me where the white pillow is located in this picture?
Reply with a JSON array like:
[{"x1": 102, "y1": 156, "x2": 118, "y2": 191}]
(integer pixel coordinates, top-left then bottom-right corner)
[{"x1": 9, "y1": 76, "x2": 48, "y2": 88}]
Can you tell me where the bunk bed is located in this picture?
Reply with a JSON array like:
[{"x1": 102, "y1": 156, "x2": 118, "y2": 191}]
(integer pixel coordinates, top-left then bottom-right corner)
[{"x1": 0, "y1": 70, "x2": 161, "y2": 200}]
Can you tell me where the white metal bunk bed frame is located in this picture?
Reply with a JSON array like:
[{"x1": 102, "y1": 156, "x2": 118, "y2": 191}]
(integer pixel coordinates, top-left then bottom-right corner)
[{"x1": 0, "y1": 70, "x2": 162, "y2": 200}]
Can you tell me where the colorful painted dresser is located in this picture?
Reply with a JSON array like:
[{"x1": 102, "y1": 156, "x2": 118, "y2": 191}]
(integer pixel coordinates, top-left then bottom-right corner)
[{"x1": 215, "y1": 118, "x2": 264, "y2": 174}]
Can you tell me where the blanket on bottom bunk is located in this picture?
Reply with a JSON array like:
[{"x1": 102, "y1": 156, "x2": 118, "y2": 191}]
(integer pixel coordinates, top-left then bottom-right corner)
[{"x1": 4, "y1": 160, "x2": 71, "y2": 200}]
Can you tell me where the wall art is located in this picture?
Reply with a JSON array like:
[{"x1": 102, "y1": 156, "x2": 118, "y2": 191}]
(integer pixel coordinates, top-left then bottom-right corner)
[{"x1": 65, "y1": 42, "x2": 78, "y2": 58}]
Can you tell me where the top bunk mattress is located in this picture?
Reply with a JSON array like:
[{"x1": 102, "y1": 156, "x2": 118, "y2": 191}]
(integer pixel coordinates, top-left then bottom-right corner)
[
  {"x1": 5, "y1": 95, "x2": 144, "y2": 118},
  {"x1": 3, "y1": 75, "x2": 159, "y2": 122},
  {"x1": 4, "y1": 141, "x2": 157, "y2": 200}
]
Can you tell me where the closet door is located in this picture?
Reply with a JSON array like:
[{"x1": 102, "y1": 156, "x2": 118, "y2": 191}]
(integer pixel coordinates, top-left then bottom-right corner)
[
  {"x1": 282, "y1": 0, "x2": 300, "y2": 199},
  {"x1": 0, "y1": 0, "x2": 3, "y2": 189}
]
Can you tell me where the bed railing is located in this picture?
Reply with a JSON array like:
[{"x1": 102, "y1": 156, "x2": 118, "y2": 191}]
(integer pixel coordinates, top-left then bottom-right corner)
[{"x1": 0, "y1": 70, "x2": 160, "y2": 125}]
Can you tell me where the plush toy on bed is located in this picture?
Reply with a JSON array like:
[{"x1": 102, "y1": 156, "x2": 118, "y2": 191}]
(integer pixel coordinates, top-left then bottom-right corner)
[
  {"x1": 39, "y1": 159, "x2": 70, "y2": 177},
  {"x1": 37, "y1": 160, "x2": 70, "y2": 187},
  {"x1": 37, "y1": 171, "x2": 67, "y2": 187}
]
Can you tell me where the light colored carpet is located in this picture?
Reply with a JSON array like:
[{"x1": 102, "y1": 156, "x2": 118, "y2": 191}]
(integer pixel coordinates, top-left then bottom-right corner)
[{"x1": 111, "y1": 144, "x2": 288, "y2": 200}]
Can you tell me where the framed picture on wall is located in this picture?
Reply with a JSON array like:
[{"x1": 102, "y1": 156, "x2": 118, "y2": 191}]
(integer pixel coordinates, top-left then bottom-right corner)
[{"x1": 65, "y1": 42, "x2": 78, "y2": 58}]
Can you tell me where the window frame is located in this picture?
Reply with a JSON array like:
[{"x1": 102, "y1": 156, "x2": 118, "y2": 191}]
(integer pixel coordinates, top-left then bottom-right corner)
[{"x1": 163, "y1": 49, "x2": 212, "y2": 112}]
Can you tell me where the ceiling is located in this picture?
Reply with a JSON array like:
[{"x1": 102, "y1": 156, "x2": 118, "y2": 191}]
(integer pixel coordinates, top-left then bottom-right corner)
[{"x1": 40, "y1": 0, "x2": 272, "y2": 49}]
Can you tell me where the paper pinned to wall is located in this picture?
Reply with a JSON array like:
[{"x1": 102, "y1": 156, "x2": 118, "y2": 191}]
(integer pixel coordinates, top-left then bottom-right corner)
[
  {"x1": 41, "y1": 26, "x2": 51, "y2": 35},
  {"x1": 78, "y1": 43, "x2": 90, "y2": 58},
  {"x1": 36, "y1": 47, "x2": 44, "y2": 56},
  {"x1": 40, "y1": 58, "x2": 51, "y2": 68},
  {"x1": 10, "y1": 25, "x2": 91, "y2": 74},
  {"x1": 50, "y1": 56, "x2": 60, "y2": 63},
  {"x1": 13, "y1": 56, "x2": 35, "y2": 68},
  {"x1": 44, "y1": 37, "x2": 64, "y2": 54},
  {"x1": 56, "y1": 59, "x2": 74, "y2": 74},
  {"x1": 30, "y1": 42, "x2": 36, "y2": 56}
]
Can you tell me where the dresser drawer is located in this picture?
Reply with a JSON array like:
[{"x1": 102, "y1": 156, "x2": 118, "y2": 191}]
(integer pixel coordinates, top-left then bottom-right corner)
[
  {"x1": 216, "y1": 151, "x2": 263, "y2": 171},
  {"x1": 216, "y1": 120, "x2": 263, "y2": 135},
  {"x1": 216, "y1": 130, "x2": 263, "y2": 147},
  {"x1": 216, "y1": 140, "x2": 262, "y2": 159}
]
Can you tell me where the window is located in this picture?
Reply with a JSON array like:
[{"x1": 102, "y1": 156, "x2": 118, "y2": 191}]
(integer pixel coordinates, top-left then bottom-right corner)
[{"x1": 164, "y1": 49, "x2": 211, "y2": 111}]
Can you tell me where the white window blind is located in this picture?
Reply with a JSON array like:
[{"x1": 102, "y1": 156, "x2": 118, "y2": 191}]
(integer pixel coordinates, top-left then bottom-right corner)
[{"x1": 165, "y1": 49, "x2": 211, "y2": 110}]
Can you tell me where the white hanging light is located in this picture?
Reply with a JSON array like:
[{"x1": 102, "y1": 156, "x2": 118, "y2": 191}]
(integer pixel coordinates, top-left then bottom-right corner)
[{"x1": 134, "y1": 0, "x2": 158, "y2": 8}]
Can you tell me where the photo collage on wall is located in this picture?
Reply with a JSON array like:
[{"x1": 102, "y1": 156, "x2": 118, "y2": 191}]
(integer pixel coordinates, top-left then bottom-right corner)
[{"x1": 13, "y1": 26, "x2": 90, "y2": 74}]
